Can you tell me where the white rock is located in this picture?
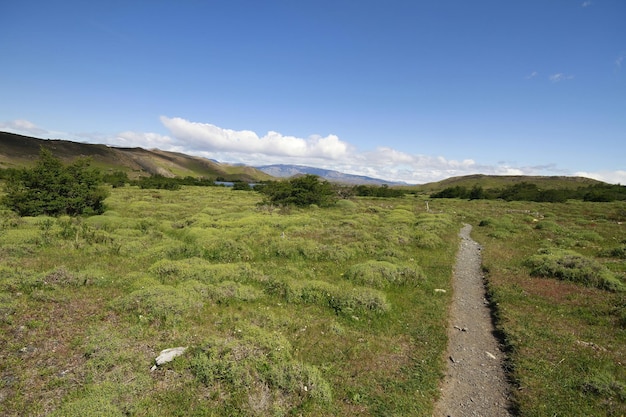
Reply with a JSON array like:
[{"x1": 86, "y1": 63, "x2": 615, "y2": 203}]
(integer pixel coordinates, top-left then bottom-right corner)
[{"x1": 151, "y1": 346, "x2": 187, "y2": 371}]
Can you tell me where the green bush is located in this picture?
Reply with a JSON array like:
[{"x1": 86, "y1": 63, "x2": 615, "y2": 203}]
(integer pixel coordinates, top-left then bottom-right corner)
[
  {"x1": 344, "y1": 260, "x2": 424, "y2": 288},
  {"x1": 335, "y1": 199, "x2": 357, "y2": 210},
  {"x1": 2, "y1": 148, "x2": 109, "y2": 216},
  {"x1": 113, "y1": 284, "x2": 203, "y2": 323},
  {"x1": 415, "y1": 230, "x2": 444, "y2": 248},
  {"x1": 189, "y1": 324, "x2": 331, "y2": 414},
  {"x1": 207, "y1": 281, "x2": 264, "y2": 303},
  {"x1": 599, "y1": 245, "x2": 626, "y2": 259},
  {"x1": 257, "y1": 175, "x2": 337, "y2": 207},
  {"x1": 524, "y1": 248, "x2": 625, "y2": 292},
  {"x1": 149, "y1": 258, "x2": 258, "y2": 284}
]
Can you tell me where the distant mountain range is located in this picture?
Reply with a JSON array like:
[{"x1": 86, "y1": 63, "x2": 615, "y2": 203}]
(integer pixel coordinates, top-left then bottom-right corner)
[{"x1": 255, "y1": 165, "x2": 407, "y2": 185}]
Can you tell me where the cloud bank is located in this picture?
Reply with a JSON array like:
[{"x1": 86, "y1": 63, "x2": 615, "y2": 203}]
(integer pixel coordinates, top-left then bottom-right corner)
[
  {"x1": 2, "y1": 117, "x2": 623, "y2": 185},
  {"x1": 159, "y1": 116, "x2": 351, "y2": 160}
]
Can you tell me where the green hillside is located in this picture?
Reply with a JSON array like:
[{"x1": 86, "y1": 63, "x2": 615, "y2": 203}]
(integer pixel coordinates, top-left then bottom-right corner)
[{"x1": 410, "y1": 173, "x2": 602, "y2": 194}]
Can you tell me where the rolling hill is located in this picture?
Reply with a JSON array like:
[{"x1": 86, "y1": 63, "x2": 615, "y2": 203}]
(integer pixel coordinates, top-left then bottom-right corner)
[
  {"x1": 408, "y1": 173, "x2": 603, "y2": 194},
  {"x1": 0, "y1": 131, "x2": 273, "y2": 182}
]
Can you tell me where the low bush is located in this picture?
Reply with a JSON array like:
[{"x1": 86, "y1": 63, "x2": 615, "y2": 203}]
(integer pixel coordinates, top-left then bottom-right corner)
[
  {"x1": 207, "y1": 280, "x2": 264, "y2": 303},
  {"x1": 266, "y1": 277, "x2": 391, "y2": 315},
  {"x1": 524, "y1": 248, "x2": 625, "y2": 292},
  {"x1": 189, "y1": 324, "x2": 331, "y2": 414},
  {"x1": 598, "y1": 245, "x2": 626, "y2": 259},
  {"x1": 415, "y1": 230, "x2": 444, "y2": 248},
  {"x1": 113, "y1": 284, "x2": 204, "y2": 323},
  {"x1": 343, "y1": 260, "x2": 424, "y2": 288},
  {"x1": 149, "y1": 258, "x2": 258, "y2": 284}
]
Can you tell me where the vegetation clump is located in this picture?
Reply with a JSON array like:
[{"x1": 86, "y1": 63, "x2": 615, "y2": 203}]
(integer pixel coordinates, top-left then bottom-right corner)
[
  {"x1": 2, "y1": 148, "x2": 108, "y2": 216},
  {"x1": 343, "y1": 260, "x2": 424, "y2": 288},
  {"x1": 256, "y1": 174, "x2": 337, "y2": 207},
  {"x1": 524, "y1": 248, "x2": 625, "y2": 292},
  {"x1": 189, "y1": 324, "x2": 332, "y2": 415}
]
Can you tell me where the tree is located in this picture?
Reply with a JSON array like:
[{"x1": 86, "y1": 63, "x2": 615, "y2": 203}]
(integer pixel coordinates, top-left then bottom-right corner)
[
  {"x1": 2, "y1": 147, "x2": 109, "y2": 216},
  {"x1": 469, "y1": 185, "x2": 485, "y2": 200},
  {"x1": 257, "y1": 175, "x2": 337, "y2": 207}
]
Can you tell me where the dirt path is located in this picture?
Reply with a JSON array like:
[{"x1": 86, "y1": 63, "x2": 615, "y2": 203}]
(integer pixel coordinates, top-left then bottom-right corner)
[{"x1": 433, "y1": 224, "x2": 513, "y2": 417}]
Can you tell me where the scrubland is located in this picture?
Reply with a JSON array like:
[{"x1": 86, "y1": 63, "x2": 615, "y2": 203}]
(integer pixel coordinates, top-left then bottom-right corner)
[{"x1": 0, "y1": 186, "x2": 624, "y2": 416}]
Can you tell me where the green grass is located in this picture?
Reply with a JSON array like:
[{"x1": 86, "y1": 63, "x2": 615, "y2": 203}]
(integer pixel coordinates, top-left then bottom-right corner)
[
  {"x1": 2, "y1": 186, "x2": 624, "y2": 416},
  {"x1": 0, "y1": 186, "x2": 458, "y2": 416}
]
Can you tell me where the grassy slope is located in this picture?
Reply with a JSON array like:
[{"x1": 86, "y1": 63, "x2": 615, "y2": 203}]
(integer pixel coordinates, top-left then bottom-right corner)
[
  {"x1": 0, "y1": 186, "x2": 459, "y2": 416},
  {"x1": 0, "y1": 131, "x2": 274, "y2": 182},
  {"x1": 408, "y1": 174, "x2": 602, "y2": 194}
]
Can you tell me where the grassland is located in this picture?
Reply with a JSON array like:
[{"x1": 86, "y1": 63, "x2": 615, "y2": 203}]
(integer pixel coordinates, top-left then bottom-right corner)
[
  {"x1": 0, "y1": 186, "x2": 459, "y2": 416},
  {"x1": 1, "y1": 186, "x2": 624, "y2": 416}
]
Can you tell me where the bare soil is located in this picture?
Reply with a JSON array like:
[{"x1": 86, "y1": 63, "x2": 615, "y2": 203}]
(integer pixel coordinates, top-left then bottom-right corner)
[{"x1": 433, "y1": 224, "x2": 513, "y2": 417}]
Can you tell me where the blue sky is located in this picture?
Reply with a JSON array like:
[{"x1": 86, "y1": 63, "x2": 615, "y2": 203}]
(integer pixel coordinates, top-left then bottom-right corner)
[{"x1": 1, "y1": 0, "x2": 625, "y2": 184}]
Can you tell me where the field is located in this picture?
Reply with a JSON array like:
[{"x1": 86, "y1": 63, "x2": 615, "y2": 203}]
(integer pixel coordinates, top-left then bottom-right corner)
[{"x1": 1, "y1": 186, "x2": 624, "y2": 416}]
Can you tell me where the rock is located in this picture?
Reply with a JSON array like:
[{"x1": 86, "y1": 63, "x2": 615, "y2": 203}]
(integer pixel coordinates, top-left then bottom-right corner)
[{"x1": 151, "y1": 346, "x2": 187, "y2": 371}]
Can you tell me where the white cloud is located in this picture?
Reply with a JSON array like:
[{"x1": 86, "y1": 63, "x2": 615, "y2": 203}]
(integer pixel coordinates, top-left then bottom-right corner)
[
  {"x1": 525, "y1": 71, "x2": 538, "y2": 79},
  {"x1": 575, "y1": 170, "x2": 626, "y2": 185},
  {"x1": 581, "y1": 1, "x2": 592, "y2": 7},
  {"x1": 549, "y1": 73, "x2": 574, "y2": 82},
  {"x1": 110, "y1": 131, "x2": 176, "y2": 150},
  {"x1": 0, "y1": 119, "x2": 49, "y2": 136},
  {"x1": 616, "y1": 55, "x2": 624, "y2": 69},
  {"x1": 160, "y1": 116, "x2": 351, "y2": 159}
]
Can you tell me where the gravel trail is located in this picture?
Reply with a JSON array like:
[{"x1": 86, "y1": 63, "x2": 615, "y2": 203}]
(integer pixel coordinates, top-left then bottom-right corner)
[{"x1": 433, "y1": 224, "x2": 513, "y2": 417}]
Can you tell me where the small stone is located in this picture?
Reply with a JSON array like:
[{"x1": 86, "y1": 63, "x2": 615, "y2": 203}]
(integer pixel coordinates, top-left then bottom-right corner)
[{"x1": 151, "y1": 346, "x2": 187, "y2": 371}]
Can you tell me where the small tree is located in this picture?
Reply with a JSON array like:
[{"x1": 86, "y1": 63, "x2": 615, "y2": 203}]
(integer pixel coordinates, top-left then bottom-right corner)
[
  {"x1": 2, "y1": 147, "x2": 109, "y2": 216},
  {"x1": 258, "y1": 175, "x2": 337, "y2": 207}
]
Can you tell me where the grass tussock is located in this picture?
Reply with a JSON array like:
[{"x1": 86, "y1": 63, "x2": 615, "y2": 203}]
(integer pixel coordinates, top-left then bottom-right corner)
[
  {"x1": 189, "y1": 324, "x2": 332, "y2": 415},
  {"x1": 524, "y1": 248, "x2": 625, "y2": 292},
  {"x1": 343, "y1": 260, "x2": 425, "y2": 288}
]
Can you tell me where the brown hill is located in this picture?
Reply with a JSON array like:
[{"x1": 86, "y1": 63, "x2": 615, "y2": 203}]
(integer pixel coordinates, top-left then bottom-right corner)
[{"x1": 0, "y1": 131, "x2": 273, "y2": 182}]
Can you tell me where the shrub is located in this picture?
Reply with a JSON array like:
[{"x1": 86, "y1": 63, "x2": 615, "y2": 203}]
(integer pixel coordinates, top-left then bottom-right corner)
[
  {"x1": 534, "y1": 220, "x2": 562, "y2": 232},
  {"x1": 266, "y1": 277, "x2": 391, "y2": 315},
  {"x1": 599, "y1": 245, "x2": 626, "y2": 259},
  {"x1": 207, "y1": 281, "x2": 264, "y2": 303},
  {"x1": 2, "y1": 148, "x2": 109, "y2": 216},
  {"x1": 257, "y1": 175, "x2": 337, "y2": 207},
  {"x1": 344, "y1": 260, "x2": 424, "y2": 288},
  {"x1": 415, "y1": 230, "x2": 444, "y2": 248},
  {"x1": 113, "y1": 284, "x2": 203, "y2": 323},
  {"x1": 524, "y1": 248, "x2": 625, "y2": 292},
  {"x1": 336, "y1": 199, "x2": 357, "y2": 210},
  {"x1": 189, "y1": 325, "x2": 331, "y2": 414}
]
